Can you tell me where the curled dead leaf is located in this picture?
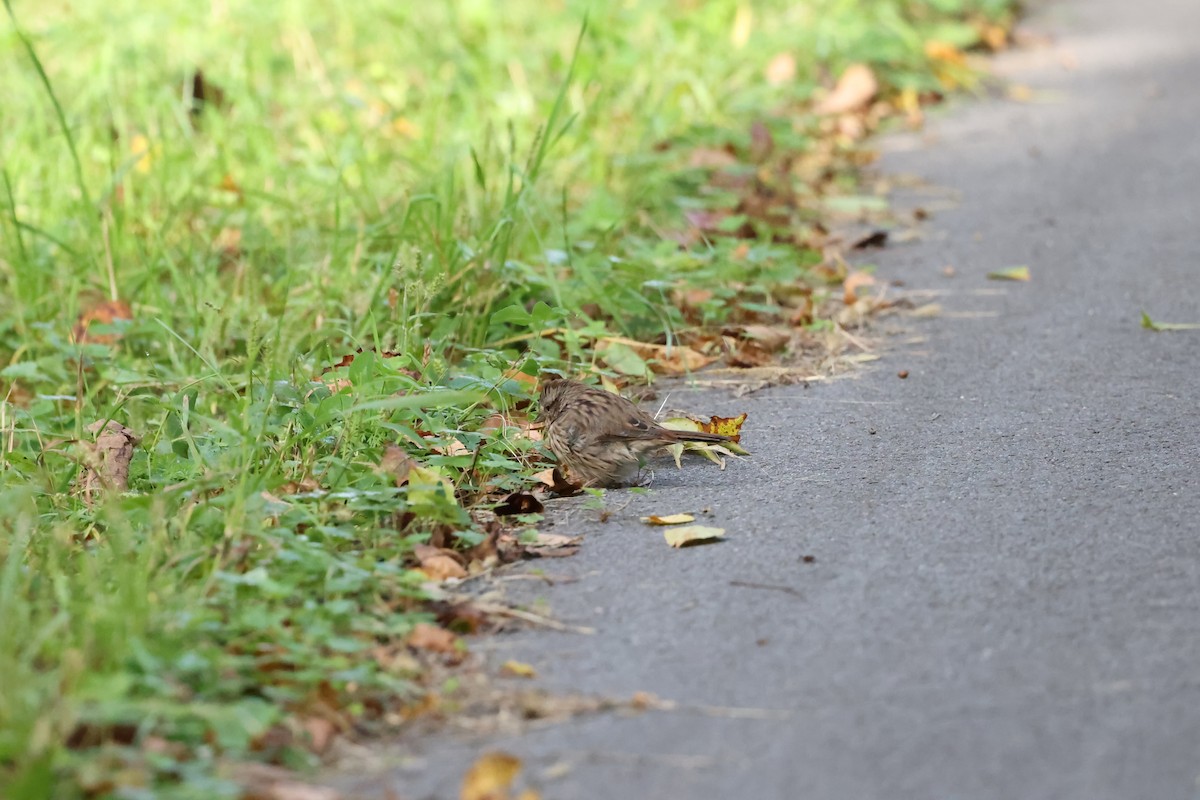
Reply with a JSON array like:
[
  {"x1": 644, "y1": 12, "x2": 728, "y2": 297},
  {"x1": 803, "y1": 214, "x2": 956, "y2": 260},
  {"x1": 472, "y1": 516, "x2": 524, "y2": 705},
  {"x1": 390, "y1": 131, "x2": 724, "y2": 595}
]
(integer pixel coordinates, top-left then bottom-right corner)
[
  {"x1": 414, "y1": 544, "x2": 468, "y2": 582},
  {"x1": 738, "y1": 325, "x2": 791, "y2": 353},
  {"x1": 664, "y1": 525, "x2": 726, "y2": 548},
  {"x1": 500, "y1": 660, "x2": 538, "y2": 679},
  {"x1": 406, "y1": 622, "x2": 459, "y2": 654},
  {"x1": 230, "y1": 762, "x2": 343, "y2": 800},
  {"x1": 72, "y1": 297, "x2": 133, "y2": 345},
  {"x1": 75, "y1": 420, "x2": 140, "y2": 504},
  {"x1": 640, "y1": 514, "x2": 696, "y2": 526},
  {"x1": 842, "y1": 270, "x2": 876, "y2": 305},
  {"x1": 599, "y1": 336, "x2": 717, "y2": 376},
  {"x1": 460, "y1": 752, "x2": 523, "y2": 800},
  {"x1": 494, "y1": 492, "x2": 545, "y2": 517},
  {"x1": 814, "y1": 63, "x2": 878, "y2": 115},
  {"x1": 378, "y1": 445, "x2": 417, "y2": 486}
]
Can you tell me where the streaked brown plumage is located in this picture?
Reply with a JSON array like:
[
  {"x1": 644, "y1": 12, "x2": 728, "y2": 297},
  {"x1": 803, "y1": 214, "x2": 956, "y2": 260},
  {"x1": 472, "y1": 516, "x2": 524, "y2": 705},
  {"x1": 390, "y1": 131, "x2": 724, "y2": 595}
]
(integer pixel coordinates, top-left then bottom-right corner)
[{"x1": 537, "y1": 377, "x2": 733, "y2": 488}]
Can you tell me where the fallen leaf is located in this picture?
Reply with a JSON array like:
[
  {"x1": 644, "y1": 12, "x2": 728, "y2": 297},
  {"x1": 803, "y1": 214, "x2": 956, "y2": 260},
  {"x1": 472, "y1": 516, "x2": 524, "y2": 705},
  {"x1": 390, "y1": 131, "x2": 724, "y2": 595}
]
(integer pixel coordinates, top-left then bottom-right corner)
[
  {"x1": 738, "y1": 325, "x2": 790, "y2": 353},
  {"x1": 842, "y1": 270, "x2": 876, "y2": 304},
  {"x1": 924, "y1": 40, "x2": 967, "y2": 66},
  {"x1": 494, "y1": 492, "x2": 545, "y2": 517},
  {"x1": 531, "y1": 467, "x2": 582, "y2": 496},
  {"x1": 72, "y1": 297, "x2": 133, "y2": 345},
  {"x1": 522, "y1": 532, "x2": 583, "y2": 558},
  {"x1": 765, "y1": 52, "x2": 796, "y2": 85},
  {"x1": 666, "y1": 413, "x2": 749, "y2": 443},
  {"x1": 433, "y1": 438, "x2": 471, "y2": 457},
  {"x1": 414, "y1": 544, "x2": 468, "y2": 582},
  {"x1": 987, "y1": 265, "x2": 1031, "y2": 281},
  {"x1": 1140, "y1": 312, "x2": 1200, "y2": 332},
  {"x1": 378, "y1": 445, "x2": 417, "y2": 486},
  {"x1": 850, "y1": 230, "x2": 889, "y2": 249},
  {"x1": 407, "y1": 466, "x2": 458, "y2": 513},
  {"x1": 687, "y1": 147, "x2": 738, "y2": 170},
  {"x1": 748, "y1": 120, "x2": 773, "y2": 163},
  {"x1": 979, "y1": 22, "x2": 1009, "y2": 51},
  {"x1": 406, "y1": 623, "x2": 459, "y2": 654},
  {"x1": 525, "y1": 532, "x2": 581, "y2": 548},
  {"x1": 300, "y1": 716, "x2": 338, "y2": 755},
  {"x1": 461, "y1": 751, "x2": 523, "y2": 800},
  {"x1": 640, "y1": 514, "x2": 696, "y2": 526},
  {"x1": 599, "y1": 336, "x2": 716, "y2": 375},
  {"x1": 664, "y1": 525, "x2": 726, "y2": 548},
  {"x1": 75, "y1": 420, "x2": 140, "y2": 504},
  {"x1": 814, "y1": 63, "x2": 878, "y2": 115},
  {"x1": 500, "y1": 660, "x2": 538, "y2": 679},
  {"x1": 231, "y1": 763, "x2": 343, "y2": 800}
]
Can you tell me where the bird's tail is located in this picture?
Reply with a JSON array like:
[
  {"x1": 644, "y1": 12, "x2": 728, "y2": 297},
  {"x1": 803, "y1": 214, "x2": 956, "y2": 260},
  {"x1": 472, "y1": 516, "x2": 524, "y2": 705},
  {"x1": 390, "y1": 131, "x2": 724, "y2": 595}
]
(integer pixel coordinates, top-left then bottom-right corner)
[{"x1": 671, "y1": 430, "x2": 733, "y2": 444}]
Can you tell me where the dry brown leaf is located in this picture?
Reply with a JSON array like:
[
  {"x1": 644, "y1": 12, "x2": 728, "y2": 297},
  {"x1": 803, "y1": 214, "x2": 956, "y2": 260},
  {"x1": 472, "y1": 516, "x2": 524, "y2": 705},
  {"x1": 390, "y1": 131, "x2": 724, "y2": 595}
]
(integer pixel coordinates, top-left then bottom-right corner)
[
  {"x1": 231, "y1": 763, "x2": 341, "y2": 800},
  {"x1": 814, "y1": 63, "x2": 878, "y2": 115},
  {"x1": 526, "y1": 532, "x2": 581, "y2": 548},
  {"x1": 641, "y1": 514, "x2": 696, "y2": 526},
  {"x1": 738, "y1": 325, "x2": 791, "y2": 352},
  {"x1": 664, "y1": 525, "x2": 726, "y2": 548},
  {"x1": 300, "y1": 716, "x2": 338, "y2": 755},
  {"x1": 75, "y1": 420, "x2": 140, "y2": 504},
  {"x1": 494, "y1": 492, "x2": 545, "y2": 517},
  {"x1": 72, "y1": 297, "x2": 133, "y2": 345},
  {"x1": 531, "y1": 467, "x2": 582, "y2": 496},
  {"x1": 433, "y1": 438, "x2": 471, "y2": 457},
  {"x1": 522, "y1": 532, "x2": 583, "y2": 559},
  {"x1": 406, "y1": 622, "x2": 459, "y2": 654},
  {"x1": 378, "y1": 445, "x2": 417, "y2": 486},
  {"x1": 460, "y1": 752, "x2": 523, "y2": 800},
  {"x1": 765, "y1": 52, "x2": 797, "y2": 85},
  {"x1": 500, "y1": 660, "x2": 538, "y2": 679},
  {"x1": 599, "y1": 336, "x2": 716, "y2": 375},
  {"x1": 749, "y1": 120, "x2": 773, "y2": 163},
  {"x1": 842, "y1": 270, "x2": 876, "y2": 305},
  {"x1": 687, "y1": 148, "x2": 738, "y2": 170},
  {"x1": 414, "y1": 544, "x2": 468, "y2": 581}
]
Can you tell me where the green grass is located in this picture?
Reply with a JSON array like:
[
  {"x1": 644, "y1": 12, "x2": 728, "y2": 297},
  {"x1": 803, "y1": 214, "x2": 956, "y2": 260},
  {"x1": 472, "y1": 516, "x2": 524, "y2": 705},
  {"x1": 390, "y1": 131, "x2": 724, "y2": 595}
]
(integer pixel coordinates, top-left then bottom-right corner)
[{"x1": 1, "y1": 0, "x2": 1014, "y2": 796}]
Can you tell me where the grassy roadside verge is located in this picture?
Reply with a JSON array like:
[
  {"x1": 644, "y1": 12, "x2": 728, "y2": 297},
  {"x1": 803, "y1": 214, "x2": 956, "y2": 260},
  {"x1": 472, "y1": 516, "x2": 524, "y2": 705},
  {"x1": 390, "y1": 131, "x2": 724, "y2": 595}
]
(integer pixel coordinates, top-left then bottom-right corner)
[{"x1": 1, "y1": 0, "x2": 1016, "y2": 796}]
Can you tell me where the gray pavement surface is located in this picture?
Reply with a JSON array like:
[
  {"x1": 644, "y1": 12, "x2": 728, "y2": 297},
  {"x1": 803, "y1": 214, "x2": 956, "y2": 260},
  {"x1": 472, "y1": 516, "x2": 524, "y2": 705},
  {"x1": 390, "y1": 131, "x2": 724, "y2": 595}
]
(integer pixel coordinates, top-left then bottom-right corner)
[{"x1": 332, "y1": 0, "x2": 1200, "y2": 797}]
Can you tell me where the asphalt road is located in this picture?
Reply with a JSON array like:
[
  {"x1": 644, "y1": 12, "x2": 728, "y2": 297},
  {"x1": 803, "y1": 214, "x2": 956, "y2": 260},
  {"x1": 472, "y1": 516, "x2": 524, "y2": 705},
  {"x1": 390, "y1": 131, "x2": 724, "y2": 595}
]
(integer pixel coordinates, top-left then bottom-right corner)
[{"x1": 333, "y1": 0, "x2": 1200, "y2": 797}]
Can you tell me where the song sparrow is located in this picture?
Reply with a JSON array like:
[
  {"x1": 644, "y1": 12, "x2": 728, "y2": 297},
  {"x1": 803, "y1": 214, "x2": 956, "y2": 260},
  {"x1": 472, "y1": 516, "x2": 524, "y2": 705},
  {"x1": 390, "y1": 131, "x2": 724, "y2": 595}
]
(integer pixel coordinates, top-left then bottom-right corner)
[{"x1": 538, "y1": 377, "x2": 734, "y2": 488}]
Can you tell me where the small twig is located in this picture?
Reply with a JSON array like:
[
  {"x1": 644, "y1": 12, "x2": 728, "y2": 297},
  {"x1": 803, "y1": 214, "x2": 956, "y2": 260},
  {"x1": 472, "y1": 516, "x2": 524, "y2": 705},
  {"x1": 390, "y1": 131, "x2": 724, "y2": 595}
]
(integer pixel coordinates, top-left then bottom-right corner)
[
  {"x1": 728, "y1": 580, "x2": 804, "y2": 598},
  {"x1": 835, "y1": 323, "x2": 872, "y2": 352},
  {"x1": 473, "y1": 602, "x2": 596, "y2": 635}
]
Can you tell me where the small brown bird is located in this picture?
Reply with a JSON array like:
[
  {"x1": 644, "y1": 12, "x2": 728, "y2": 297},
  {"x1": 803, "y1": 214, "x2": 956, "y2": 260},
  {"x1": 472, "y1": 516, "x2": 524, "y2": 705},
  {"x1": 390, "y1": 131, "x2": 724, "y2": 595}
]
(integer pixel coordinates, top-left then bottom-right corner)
[{"x1": 538, "y1": 377, "x2": 734, "y2": 488}]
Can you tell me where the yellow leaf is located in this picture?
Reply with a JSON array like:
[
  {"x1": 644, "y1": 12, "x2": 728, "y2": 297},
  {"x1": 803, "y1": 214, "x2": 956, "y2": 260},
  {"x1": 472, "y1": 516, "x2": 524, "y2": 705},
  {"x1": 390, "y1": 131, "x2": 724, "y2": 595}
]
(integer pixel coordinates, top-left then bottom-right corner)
[
  {"x1": 664, "y1": 526, "x2": 726, "y2": 548},
  {"x1": 407, "y1": 466, "x2": 457, "y2": 510},
  {"x1": 640, "y1": 514, "x2": 696, "y2": 526},
  {"x1": 461, "y1": 752, "x2": 523, "y2": 800},
  {"x1": 987, "y1": 265, "x2": 1031, "y2": 282},
  {"x1": 924, "y1": 40, "x2": 967, "y2": 66},
  {"x1": 500, "y1": 660, "x2": 538, "y2": 679}
]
